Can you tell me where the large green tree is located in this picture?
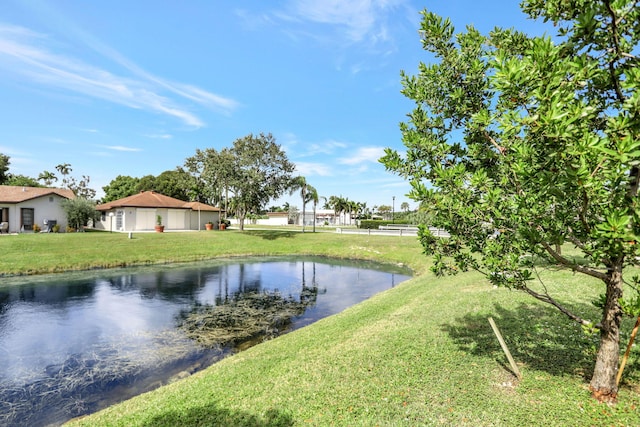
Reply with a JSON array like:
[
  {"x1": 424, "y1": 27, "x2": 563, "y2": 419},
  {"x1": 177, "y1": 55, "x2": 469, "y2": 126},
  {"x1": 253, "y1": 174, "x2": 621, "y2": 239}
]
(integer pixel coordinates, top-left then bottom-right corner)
[
  {"x1": 185, "y1": 147, "x2": 235, "y2": 210},
  {"x1": 154, "y1": 168, "x2": 195, "y2": 201},
  {"x1": 102, "y1": 175, "x2": 140, "y2": 203},
  {"x1": 136, "y1": 175, "x2": 157, "y2": 193},
  {"x1": 228, "y1": 133, "x2": 295, "y2": 230},
  {"x1": 186, "y1": 134, "x2": 294, "y2": 230},
  {"x1": 381, "y1": 1, "x2": 639, "y2": 401}
]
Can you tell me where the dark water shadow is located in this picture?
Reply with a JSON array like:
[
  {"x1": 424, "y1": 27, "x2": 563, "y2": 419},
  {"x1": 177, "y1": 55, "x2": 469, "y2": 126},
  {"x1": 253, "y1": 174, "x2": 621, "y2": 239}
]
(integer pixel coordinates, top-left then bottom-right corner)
[
  {"x1": 441, "y1": 302, "x2": 600, "y2": 380},
  {"x1": 141, "y1": 403, "x2": 293, "y2": 427},
  {"x1": 243, "y1": 230, "x2": 298, "y2": 240}
]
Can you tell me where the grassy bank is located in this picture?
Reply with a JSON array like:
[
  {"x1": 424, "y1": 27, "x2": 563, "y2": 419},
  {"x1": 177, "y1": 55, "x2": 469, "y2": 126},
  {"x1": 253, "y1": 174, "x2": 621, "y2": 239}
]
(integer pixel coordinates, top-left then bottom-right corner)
[
  {"x1": 2, "y1": 231, "x2": 639, "y2": 425},
  {"x1": 0, "y1": 229, "x2": 426, "y2": 277}
]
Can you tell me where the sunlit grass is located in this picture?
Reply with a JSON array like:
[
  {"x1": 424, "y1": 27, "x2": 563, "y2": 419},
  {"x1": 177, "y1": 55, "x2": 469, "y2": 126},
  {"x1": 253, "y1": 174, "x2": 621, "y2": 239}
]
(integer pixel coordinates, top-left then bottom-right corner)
[
  {"x1": 0, "y1": 229, "x2": 426, "y2": 277},
  {"x1": 2, "y1": 231, "x2": 638, "y2": 425},
  {"x1": 68, "y1": 265, "x2": 640, "y2": 426}
]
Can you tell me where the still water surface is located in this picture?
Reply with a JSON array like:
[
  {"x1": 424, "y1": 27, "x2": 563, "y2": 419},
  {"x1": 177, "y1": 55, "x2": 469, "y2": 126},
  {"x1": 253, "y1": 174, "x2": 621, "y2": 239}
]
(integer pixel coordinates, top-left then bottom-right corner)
[{"x1": 0, "y1": 256, "x2": 410, "y2": 426}]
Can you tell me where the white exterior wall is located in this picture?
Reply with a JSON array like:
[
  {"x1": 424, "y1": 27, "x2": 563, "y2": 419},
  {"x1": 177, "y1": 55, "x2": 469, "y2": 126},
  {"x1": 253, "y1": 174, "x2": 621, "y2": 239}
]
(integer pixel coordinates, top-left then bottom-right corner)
[
  {"x1": 95, "y1": 208, "x2": 220, "y2": 232},
  {"x1": 188, "y1": 210, "x2": 220, "y2": 230},
  {"x1": 0, "y1": 194, "x2": 70, "y2": 233},
  {"x1": 137, "y1": 208, "x2": 157, "y2": 230},
  {"x1": 167, "y1": 209, "x2": 186, "y2": 230}
]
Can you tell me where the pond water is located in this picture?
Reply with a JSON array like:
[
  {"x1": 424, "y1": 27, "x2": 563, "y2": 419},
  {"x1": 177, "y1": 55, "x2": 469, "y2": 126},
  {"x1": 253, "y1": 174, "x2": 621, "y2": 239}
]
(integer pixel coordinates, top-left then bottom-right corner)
[{"x1": 0, "y1": 256, "x2": 411, "y2": 427}]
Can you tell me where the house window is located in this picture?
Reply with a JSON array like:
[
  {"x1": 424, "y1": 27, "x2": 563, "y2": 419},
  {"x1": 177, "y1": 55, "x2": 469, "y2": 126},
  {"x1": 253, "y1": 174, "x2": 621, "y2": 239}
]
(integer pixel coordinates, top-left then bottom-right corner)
[
  {"x1": 21, "y1": 208, "x2": 34, "y2": 231},
  {"x1": 116, "y1": 210, "x2": 123, "y2": 230},
  {"x1": 1, "y1": 207, "x2": 8, "y2": 223},
  {"x1": 49, "y1": 196, "x2": 54, "y2": 202}
]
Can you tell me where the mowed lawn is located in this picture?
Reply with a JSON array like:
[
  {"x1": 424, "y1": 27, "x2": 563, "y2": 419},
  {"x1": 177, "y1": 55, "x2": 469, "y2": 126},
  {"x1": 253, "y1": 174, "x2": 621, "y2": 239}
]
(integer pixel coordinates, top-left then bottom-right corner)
[{"x1": 2, "y1": 230, "x2": 639, "y2": 426}]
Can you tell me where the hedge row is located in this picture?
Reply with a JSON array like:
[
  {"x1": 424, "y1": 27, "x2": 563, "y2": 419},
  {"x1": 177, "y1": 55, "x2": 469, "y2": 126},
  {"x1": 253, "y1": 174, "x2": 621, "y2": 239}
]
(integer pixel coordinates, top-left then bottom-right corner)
[{"x1": 358, "y1": 220, "x2": 412, "y2": 229}]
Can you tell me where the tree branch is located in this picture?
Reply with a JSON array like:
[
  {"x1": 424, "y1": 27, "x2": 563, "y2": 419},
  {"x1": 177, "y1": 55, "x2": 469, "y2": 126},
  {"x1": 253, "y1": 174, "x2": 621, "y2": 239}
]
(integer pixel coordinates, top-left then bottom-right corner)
[
  {"x1": 540, "y1": 240, "x2": 609, "y2": 281},
  {"x1": 483, "y1": 131, "x2": 506, "y2": 155},
  {"x1": 579, "y1": 189, "x2": 592, "y2": 234},
  {"x1": 522, "y1": 284, "x2": 595, "y2": 327},
  {"x1": 604, "y1": 0, "x2": 626, "y2": 103},
  {"x1": 566, "y1": 233, "x2": 597, "y2": 259}
]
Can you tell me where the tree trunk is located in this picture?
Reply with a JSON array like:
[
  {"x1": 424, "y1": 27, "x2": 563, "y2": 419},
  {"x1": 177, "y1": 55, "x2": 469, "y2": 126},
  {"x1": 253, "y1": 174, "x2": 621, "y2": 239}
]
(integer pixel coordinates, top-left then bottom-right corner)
[
  {"x1": 237, "y1": 213, "x2": 245, "y2": 231},
  {"x1": 589, "y1": 263, "x2": 624, "y2": 402},
  {"x1": 312, "y1": 202, "x2": 317, "y2": 233}
]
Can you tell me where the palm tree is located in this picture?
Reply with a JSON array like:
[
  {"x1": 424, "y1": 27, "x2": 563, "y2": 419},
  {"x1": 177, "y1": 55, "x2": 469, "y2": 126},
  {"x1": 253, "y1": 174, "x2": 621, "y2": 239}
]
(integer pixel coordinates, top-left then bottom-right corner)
[
  {"x1": 334, "y1": 196, "x2": 347, "y2": 226},
  {"x1": 38, "y1": 171, "x2": 58, "y2": 187},
  {"x1": 55, "y1": 163, "x2": 72, "y2": 188},
  {"x1": 401, "y1": 202, "x2": 410, "y2": 212},
  {"x1": 326, "y1": 195, "x2": 339, "y2": 225},
  {"x1": 356, "y1": 201, "x2": 367, "y2": 221},
  {"x1": 289, "y1": 176, "x2": 308, "y2": 232},
  {"x1": 306, "y1": 185, "x2": 324, "y2": 233}
]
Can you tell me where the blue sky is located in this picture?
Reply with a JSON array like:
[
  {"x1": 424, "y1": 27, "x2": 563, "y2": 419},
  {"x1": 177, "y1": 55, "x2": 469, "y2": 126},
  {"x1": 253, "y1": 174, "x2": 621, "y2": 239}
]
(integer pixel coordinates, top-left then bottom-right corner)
[{"x1": 0, "y1": 1, "x2": 550, "y2": 210}]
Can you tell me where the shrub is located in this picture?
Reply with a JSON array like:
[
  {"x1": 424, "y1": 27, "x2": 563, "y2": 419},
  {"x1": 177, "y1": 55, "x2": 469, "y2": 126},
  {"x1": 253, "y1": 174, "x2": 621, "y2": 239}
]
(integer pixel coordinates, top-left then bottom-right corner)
[{"x1": 359, "y1": 220, "x2": 412, "y2": 229}]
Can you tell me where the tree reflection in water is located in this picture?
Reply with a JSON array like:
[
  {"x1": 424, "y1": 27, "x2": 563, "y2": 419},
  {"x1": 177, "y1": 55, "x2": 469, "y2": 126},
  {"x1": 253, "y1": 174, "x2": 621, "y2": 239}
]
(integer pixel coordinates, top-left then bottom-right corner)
[
  {"x1": 179, "y1": 261, "x2": 324, "y2": 348},
  {"x1": 0, "y1": 257, "x2": 409, "y2": 427}
]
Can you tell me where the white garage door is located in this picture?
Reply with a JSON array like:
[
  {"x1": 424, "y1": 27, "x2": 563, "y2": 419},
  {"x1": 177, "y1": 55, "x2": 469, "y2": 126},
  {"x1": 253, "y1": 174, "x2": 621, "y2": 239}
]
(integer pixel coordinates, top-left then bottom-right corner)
[
  {"x1": 137, "y1": 209, "x2": 156, "y2": 230},
  {"x1": 168, "y1": 209, "x2": 186, "y2": 229}
]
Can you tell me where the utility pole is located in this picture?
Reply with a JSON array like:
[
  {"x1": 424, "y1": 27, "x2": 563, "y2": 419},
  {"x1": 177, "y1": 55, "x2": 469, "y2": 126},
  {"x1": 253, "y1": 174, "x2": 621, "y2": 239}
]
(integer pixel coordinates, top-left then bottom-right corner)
[{"x1": 392, "y1": 196, "x2": 395, "y2": 223}]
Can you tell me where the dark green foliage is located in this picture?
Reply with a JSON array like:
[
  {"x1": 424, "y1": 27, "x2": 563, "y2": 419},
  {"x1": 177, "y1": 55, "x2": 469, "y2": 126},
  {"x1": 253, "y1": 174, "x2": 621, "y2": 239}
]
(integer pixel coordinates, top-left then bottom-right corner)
[
  {"x1": 101, "y1": 175, "x2": 140, "y2": 203},
  {"x1": 0, "y1": 153, "x2": 10, "y2": 184},
  {"x1": 154, "y1": 168, "x2": 195, "y2": 201},
  {"x1": 359, "y1": 220, "x2": 411, "y2": 229},
  {"x1": 5, "y1": 175, "x2": 41, "y2": 187},
  {"x1": 186, "y1": 133, "x2": 295, "y2": 230},
  {"x1": 381, "y1": 0, "x2": 640, "y2": 400},
  {"x1": 62, "y1": 198, "x2": 100, "y2": 230}
]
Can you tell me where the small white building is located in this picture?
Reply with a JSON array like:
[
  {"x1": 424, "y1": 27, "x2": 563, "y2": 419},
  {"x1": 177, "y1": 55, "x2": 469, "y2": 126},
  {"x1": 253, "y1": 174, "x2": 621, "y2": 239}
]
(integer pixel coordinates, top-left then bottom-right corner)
[
  {"x1": 0, "y1": 185, "x2": 75, "y2": 233},
  {"x1": 95, "y1": 191, "x2": 222, "y2": 232},
  {"x1": 298, "y1": 209, "x2": 352, "y2": 226}
]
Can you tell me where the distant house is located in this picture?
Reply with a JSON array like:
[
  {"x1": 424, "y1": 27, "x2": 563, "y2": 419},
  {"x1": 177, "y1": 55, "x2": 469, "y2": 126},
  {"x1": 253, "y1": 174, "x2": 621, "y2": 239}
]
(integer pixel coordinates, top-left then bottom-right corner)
[
  {"x1": 95, "y1": 191, "x2": 222, "y2": 232},
  {"x1": 266, "y1": 212, "x2": 290, "y2": 226},
  {"x1": 0, "y1": 185, "x2": 76, "y2": 233},
  {"x1": 294, "y1": 209, "x2": 346, "y2": 226}
]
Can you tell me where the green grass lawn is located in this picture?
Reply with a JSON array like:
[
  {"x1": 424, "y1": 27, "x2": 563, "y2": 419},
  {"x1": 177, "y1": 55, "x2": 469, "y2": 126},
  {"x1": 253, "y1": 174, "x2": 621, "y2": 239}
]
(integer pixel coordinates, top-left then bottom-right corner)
[
  {"x1": 2, "y1": 230, "x2": 639, "y2": 426},
  {"x1": 0, "y1": 229, "x2": 425, "y2": 277}
]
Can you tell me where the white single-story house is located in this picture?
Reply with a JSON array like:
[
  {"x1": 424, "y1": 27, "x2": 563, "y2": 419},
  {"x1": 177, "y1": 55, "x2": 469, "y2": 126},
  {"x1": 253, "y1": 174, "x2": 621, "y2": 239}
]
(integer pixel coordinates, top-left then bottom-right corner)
[
  {"x1": 227, "y1": 210, "x2": 349, "y2": 227},
  {"x1": 227, "y1": 212, "x2": 290, "y2": 227},
  {"x1": 0, "y1": 185, "x2": 76, "y2": 233},
  {"x1": 298, "y1": 209, "x2": 351, "y2": 226},
  {"x1": 95, "y1": 191, "x2": 222, "y2": 232},
  {"x1": 265, "y1": 212, "x2": 290, "y2": 225}
]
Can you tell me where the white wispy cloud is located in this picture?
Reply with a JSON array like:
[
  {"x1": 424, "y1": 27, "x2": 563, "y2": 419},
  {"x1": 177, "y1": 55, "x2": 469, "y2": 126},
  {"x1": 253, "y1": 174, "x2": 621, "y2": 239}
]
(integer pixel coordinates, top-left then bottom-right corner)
[
  {"x1": 144, "y1": 133, "x2": 173, "y2": 140},
  {"x1": 338, "y1": 146, "x2": 385, "y2": 165},
  {"x1": 294, "y1": 161, "x2": 333, "y2": 176},
  {"x1": 283, "y1": 0, "x2": 408, "y2": 44},
  {"x1": 0, "y1": 23, "x2": 238, "y2": 128},
  {"x1": 0, "y1": 144, "x2": 25, "y2": 156},
  {"x1": 102, "y1": 145, "x2": 142, "y2": 152},
  {"x1": 282, "y1": 133, "x2": 348, "y2": 157}
]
